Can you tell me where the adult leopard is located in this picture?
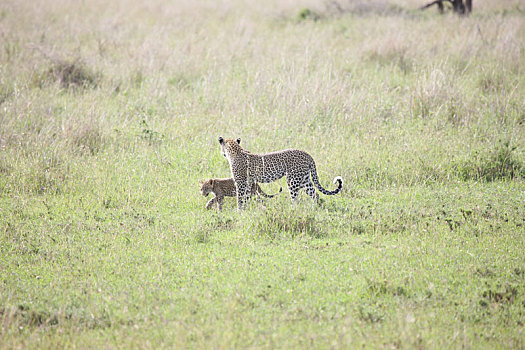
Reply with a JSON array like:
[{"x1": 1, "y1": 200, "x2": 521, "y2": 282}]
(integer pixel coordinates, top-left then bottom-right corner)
[{"x1": 218, "y1": 137, "x2": 343, "y2": 209}]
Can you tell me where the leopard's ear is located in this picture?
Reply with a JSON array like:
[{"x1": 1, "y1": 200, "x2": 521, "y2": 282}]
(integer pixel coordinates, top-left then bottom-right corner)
[
  {"x1": 219, "y1": 137, "x2": 224, "y2": 144},
  {"x1": 210, "y1": 179, "x2": 215, "y2": 186},
  {"x1": 236, "y1": 138, "x2": 241, "y2": 145},
  {"x1": 199, "y1": 179, "x2": 204, "y2": 185}
]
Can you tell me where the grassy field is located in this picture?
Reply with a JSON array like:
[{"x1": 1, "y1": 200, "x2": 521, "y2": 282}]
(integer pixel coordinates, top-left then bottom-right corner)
[{"x1": 1, "y1": 0, "x2": 524, "y2": 348}]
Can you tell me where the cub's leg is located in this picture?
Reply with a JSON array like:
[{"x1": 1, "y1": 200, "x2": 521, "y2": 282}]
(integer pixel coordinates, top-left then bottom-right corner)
[
  {"x1": 206, "y1": 196, "x2": 218, "y2": 210},
  {"x1": 217, "y1": 196, "x2": 225, "y2": 211}
]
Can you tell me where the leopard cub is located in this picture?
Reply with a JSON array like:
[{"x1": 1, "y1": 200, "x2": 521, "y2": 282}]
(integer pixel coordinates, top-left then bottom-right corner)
[{"x1": 199, "y1": 178, "x2": 282, "y2": 211}]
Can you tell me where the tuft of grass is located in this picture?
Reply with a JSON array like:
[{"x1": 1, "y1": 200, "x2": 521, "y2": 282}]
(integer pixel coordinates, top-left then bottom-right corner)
[
  {"x1": 297, "y1": 8, "x2": 321, "y2": 21},
  {"x1": 50, "y1": 59, "x2": 99, "y2": 89},
  {"x1": 365, "y1": 45, "x2": 412, "y2": 73},
  {"x1": 65, "y1": 121, "x2": 105, "y2": 155},
  {"x1": 455, "y1": 140, "x2": 524, "y2": 181},
  {"x1": 192, "y1": 213, "x2": 235, "y2": 243},
  {"x1": 32, "y1": 57, "x2": 99, "y2": 89},
  {"x1": 480, "y1": 283, "x2": 520, "y2": 306},
  {"x1": 357, "y1": 302, "x2": 384, "y2": 323},
  {"x1": 167, "y1": 72, "x2": 201, "y2": 90},
  {"x1": 138, "y1": 119, "x2": 164, "y2": 145},
  {"x1": 325, "y1": 0, "x2": 407, "y2": 17},
  {"x1": 249, "y1": 204, "x2": 320, "y2": 239},
  {"x1": 0, "y1": 81, "x2": 14, "y2": 105},
  {"x1": 478, "y1": 69, "x2": 506, "y2": 94},
  {"x1": 0, "y1": 305, "x2": 110, "y2": 330},
  {"x1": 24, "y1": 153, "x2": 68, "y2": 195}
]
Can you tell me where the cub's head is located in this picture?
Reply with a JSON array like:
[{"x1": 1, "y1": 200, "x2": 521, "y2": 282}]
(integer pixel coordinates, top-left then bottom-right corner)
[
  {"x1": 199, "y1": 179, "x2": 214, "y2": 196},
  {"x1": 218, "y1": 137, "x2": 242, "y2": 159}
]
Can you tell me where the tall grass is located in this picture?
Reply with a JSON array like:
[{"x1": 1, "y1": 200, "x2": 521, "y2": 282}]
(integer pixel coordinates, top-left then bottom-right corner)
[{"x1": 1, "y1": 0, "x2": 524, "y2": 348}]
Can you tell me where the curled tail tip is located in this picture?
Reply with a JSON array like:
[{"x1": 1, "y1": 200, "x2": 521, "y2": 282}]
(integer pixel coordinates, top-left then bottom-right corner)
[{"x1": 334, "y1": 176, "x2": 343, "y2": 187}]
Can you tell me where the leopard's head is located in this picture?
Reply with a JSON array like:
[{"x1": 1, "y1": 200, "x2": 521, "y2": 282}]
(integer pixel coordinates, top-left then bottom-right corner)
[
  {"x1": 199, "y1": 179, "x2": 214, "y2": 197},
  {"x1": 218, "y1": 137, "x2": 242, "y2": 160}
]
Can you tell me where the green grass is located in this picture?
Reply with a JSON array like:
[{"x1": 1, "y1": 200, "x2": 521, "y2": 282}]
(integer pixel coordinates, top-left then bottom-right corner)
[{"x1": 1, "y1": 0, "x2": 524, "y2": 348}]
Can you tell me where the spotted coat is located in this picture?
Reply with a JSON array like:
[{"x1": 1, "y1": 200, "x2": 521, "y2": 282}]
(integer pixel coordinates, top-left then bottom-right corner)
[
  {"x1": 218, "y1": 137, "x2": 343, "y2": 209},
  {"x1": 199, "y1": 177, "x2": 282, "y2": 210}
]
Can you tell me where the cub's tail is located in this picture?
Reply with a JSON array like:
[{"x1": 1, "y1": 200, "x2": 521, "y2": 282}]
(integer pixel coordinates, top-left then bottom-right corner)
[{"x1": 257, "y1": 186, "x2": 283, "y2": 198}]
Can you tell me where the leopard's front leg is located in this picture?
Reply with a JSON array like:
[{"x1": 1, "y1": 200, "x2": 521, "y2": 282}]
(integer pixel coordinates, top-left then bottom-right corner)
[
  {"x1": 235, "y1": 181, "x2": 249, "y2": 210},
  {"x1": 232, "y1": 162, "x2": 249, "y2": 210}
]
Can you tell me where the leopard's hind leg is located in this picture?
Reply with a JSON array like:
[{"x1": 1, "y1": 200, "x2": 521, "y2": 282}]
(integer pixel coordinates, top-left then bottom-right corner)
[{"x1": 304, "y1": 180, "x2": 319, "y2": 203}]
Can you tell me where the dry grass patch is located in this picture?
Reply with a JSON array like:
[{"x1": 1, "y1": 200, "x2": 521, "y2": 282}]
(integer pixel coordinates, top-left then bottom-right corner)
[
  {"x1": 30, "y1": 50, "x2": 100, "y2": 90},
  {"x1": 64, "y1": 119, "x2": 106, "y2": 156}
]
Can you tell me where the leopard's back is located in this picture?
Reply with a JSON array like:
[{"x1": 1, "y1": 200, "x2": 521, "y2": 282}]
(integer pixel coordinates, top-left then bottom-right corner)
[{"x1": 247, "y1": 149, "x2": 314, "y2": 183}]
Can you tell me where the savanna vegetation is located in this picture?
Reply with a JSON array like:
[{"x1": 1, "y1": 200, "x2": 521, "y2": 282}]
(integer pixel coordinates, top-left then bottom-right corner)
[{"x1": 1, "y1": 0, "x2": 524, "y2": 348}]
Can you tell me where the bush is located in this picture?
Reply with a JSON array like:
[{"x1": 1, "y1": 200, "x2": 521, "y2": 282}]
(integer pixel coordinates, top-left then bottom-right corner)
[
  {"x1": 32, "y1": 57, "x2": 99, "y2": 89},
  {"x1": 297, "y1": 8, "x2": 320, "y2": 21},
  {"x1": 455, "y1": 140, "x2": 524, "y2": 181}
]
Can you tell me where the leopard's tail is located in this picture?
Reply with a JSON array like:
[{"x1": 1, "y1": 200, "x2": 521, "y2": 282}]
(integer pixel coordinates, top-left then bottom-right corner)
[
  {"x1": 310, "y1": 164, "x2": 343, "y2": 196},
  {"x1": 257, "y1": 186, "x2": 283, "y2": 198}
]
